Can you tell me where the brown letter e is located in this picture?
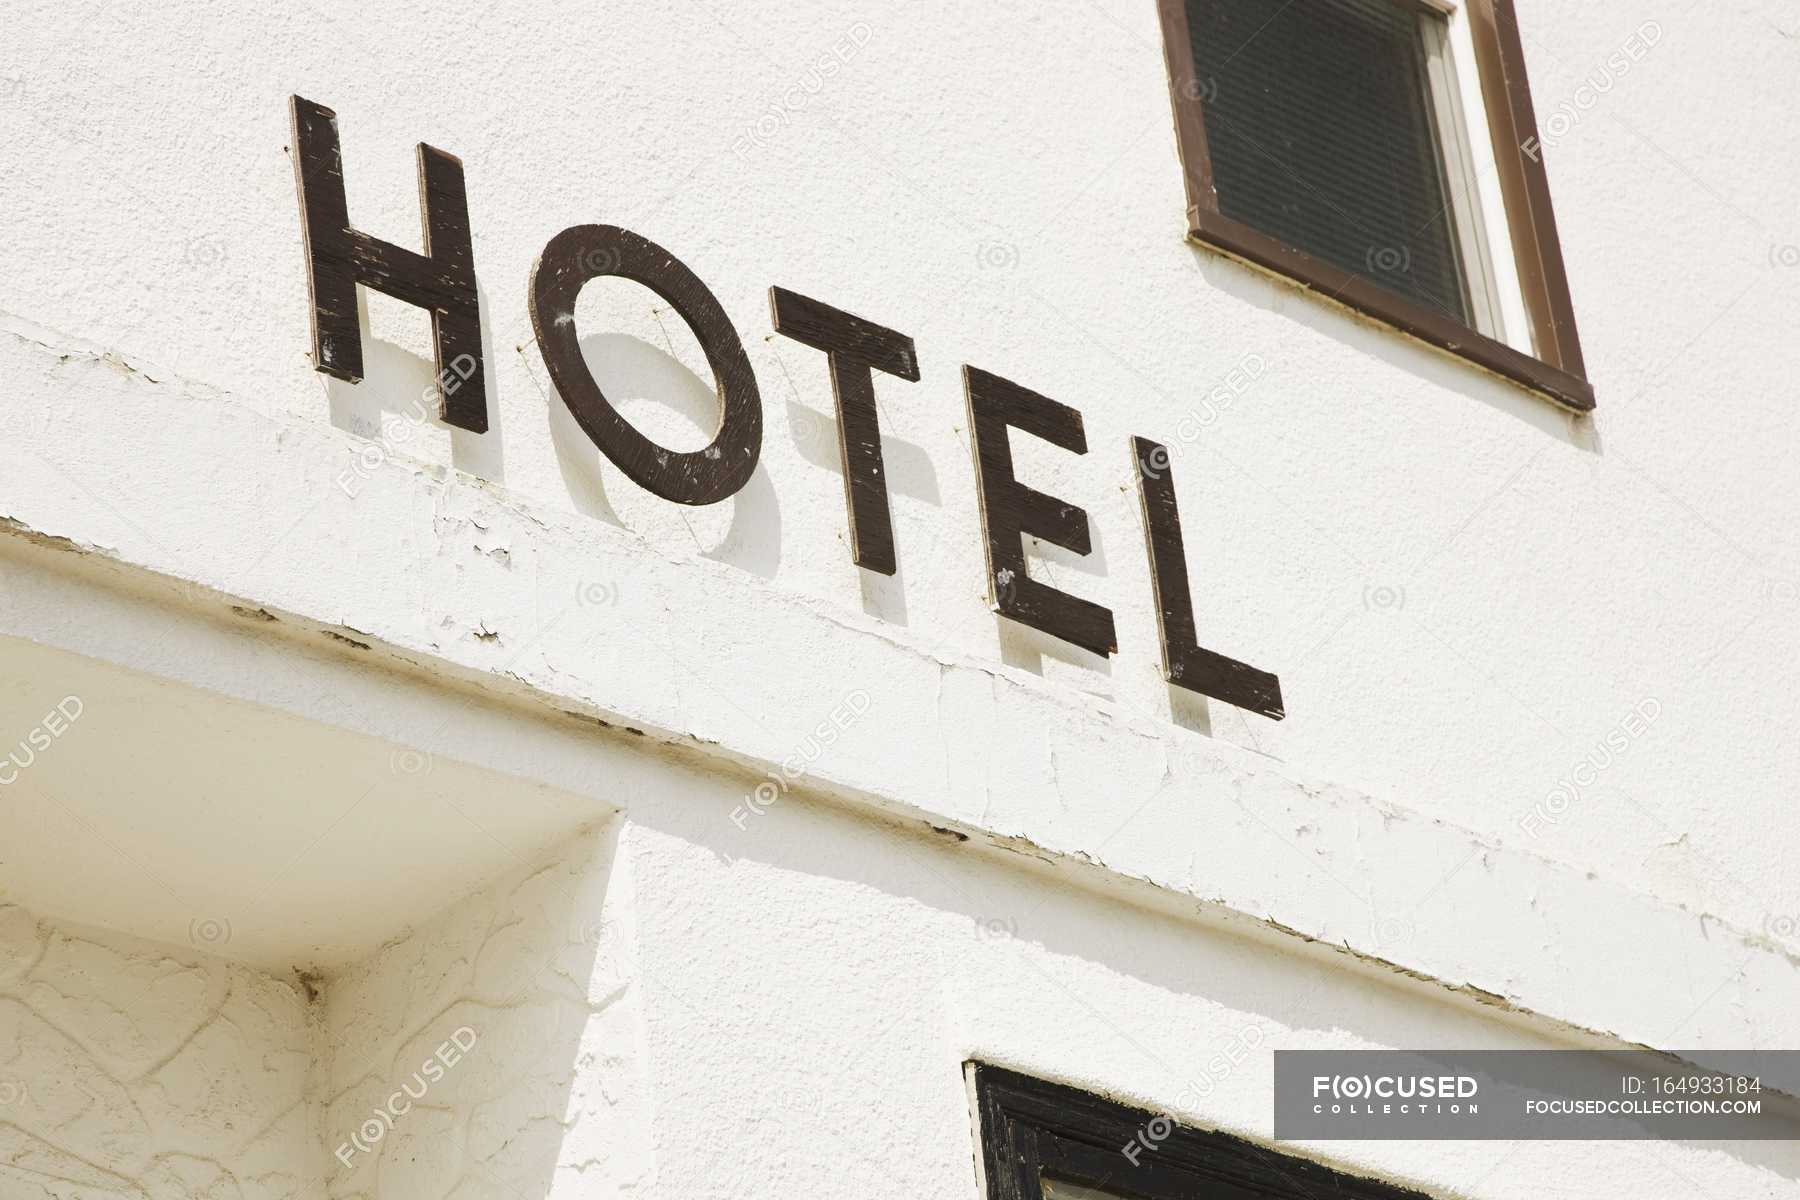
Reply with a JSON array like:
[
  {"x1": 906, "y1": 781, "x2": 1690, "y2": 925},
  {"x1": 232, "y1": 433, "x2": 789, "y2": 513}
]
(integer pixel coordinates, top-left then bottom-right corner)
[{"x1": 964, "y1": 366, "x2": 1116, "y2": 658}]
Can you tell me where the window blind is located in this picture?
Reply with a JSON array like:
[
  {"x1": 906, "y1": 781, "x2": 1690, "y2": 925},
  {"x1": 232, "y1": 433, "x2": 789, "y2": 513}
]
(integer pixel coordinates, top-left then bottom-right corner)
[{"x1": 1186, "y1": 0, "x2": 1473, "y2": 324}]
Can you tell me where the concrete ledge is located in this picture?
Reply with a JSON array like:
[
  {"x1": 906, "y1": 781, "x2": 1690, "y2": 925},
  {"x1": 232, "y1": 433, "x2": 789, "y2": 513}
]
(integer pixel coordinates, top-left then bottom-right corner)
[{"x1": 1, "y1": 320, "x2": 1792, "y2": 1056}]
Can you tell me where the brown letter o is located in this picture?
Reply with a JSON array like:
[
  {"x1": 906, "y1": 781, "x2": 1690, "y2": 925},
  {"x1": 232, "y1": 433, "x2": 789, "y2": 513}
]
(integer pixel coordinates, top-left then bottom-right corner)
[{"x1": 530, "y1": 224, "x2": 761, "y2": 505}]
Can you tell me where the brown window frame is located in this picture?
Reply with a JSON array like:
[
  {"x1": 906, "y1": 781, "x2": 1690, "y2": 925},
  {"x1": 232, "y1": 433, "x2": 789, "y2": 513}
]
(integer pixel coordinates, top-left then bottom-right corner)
[
  {"x1": 971, "y1": 1063, "x2": 1432, "y2": 1200},
  {"x1": 1156, "y1": 0, "x2": 1594, "y2": 413}
]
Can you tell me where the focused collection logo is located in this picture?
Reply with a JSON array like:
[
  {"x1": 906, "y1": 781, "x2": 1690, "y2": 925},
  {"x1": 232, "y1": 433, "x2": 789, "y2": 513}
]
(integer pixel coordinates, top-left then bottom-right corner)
[{"x1": 1311, "y1": 1073, "x2": 1480, "y2": 1117}]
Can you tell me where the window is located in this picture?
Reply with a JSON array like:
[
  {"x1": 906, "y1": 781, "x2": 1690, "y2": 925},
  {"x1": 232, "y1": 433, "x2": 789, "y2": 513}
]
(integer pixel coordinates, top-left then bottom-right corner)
[
  {"x1": 972, "y1": 1064, "x2": 1432, "y2": 1200},
  {"x1": 1157, "y1": 0, "x2": 1593, "y2": 412}
]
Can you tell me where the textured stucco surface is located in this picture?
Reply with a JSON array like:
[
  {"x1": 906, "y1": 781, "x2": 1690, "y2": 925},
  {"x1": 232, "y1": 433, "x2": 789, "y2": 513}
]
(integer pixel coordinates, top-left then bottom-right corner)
[
  {"x1": 0, "y1": 829, "x2": 650, "y2": 1199},
  {"x1": 0, "y1": 906, "x2": 314, "y2": 1198},
  {"x1": 0, "y1": 734, "x2": 1796, "y2": 1198},
  {"x1": 316, "y1": 823, "x2": 650, "y2": 1200}
]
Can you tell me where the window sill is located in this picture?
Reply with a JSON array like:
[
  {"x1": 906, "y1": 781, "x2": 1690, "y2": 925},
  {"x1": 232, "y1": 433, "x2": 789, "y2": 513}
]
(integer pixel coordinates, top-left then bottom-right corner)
[{"x1": 1189, "y1": 208, "x2": 1596, "y2": 414}]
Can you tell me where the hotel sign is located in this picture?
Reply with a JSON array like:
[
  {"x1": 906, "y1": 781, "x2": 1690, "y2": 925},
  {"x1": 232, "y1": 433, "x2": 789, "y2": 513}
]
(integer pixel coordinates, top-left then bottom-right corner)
[{"x1": 290, "y1": 96, "x2": 1283, "y2": 719}]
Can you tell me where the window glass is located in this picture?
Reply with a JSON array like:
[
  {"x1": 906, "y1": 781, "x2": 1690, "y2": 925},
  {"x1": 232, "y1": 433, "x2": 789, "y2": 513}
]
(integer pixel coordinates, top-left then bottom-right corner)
[
  {"x1": 1186, "y1": 0, "x2": 1472, "y2": 323},
  {"x1": 1041, "y1": 1179, "x2": 1127, "y2": 1200}
]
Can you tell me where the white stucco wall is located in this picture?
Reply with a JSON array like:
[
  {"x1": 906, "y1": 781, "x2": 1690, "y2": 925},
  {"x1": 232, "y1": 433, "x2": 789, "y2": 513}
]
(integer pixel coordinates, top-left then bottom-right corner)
[
  {"x1": 316, "y1": 822, "x2": 651, "y2": 1200},
  {"x1": 0, "y1": 906, "x2": 314, "y2": 1198},
  {"x1": 15, "y1": 784, "x2": 1776, "y2": 1200},
  {"x1": 0, "y1": 639, "x2": 1794, "y2": 1196},
  {"x1": 0, "y1": 826, "x2": 654, "y2": 1199},
  {"x1": 622, "y1": 764, "x2": 1800, "y2": 1199},
  {"x1": 4, "y1": 0, "x2": 1796, "y2": 953}
]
